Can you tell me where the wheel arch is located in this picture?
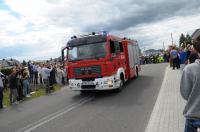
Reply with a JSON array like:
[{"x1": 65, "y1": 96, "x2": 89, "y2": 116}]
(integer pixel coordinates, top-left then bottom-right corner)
[{"x1": 116, "y1": 67, "x2": 125, "y2": 81}]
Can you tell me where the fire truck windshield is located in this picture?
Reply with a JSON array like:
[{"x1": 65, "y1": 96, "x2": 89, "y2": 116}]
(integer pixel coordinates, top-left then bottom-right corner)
[{"x1": 68, "y1": 42, "x2": 107, "y2": 61}]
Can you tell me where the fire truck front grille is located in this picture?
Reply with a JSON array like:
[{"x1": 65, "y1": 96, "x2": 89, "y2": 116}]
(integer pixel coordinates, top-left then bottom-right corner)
[{"x1": 74, "y1": 65, "x2": 101, "y2": 76}]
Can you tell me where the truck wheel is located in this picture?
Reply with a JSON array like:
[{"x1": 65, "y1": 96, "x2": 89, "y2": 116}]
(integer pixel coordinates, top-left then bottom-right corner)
[
  {"x1": 136, "y1": 67, "x2": 139, "y2": 78},
  {"x1": 115, "y1": 75, "x2": 124, "y2": 92}
]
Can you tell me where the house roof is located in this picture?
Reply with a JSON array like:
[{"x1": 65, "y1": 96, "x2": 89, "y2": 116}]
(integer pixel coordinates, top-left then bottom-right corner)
[
  {"x1": 0, "y1": 59, "x2": 21, "y2": 69},
  {"x1": 191, "y1": 29, "x2": 200, "y2": 41}
]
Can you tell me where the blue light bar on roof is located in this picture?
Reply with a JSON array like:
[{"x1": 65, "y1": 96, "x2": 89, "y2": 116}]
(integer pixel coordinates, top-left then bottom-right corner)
[{"x1": 70, "y1": 31, "x2": 108, "y2": 40}]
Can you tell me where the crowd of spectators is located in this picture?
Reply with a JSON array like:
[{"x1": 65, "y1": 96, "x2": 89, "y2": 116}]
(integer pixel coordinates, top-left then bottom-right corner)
[
  {"x1": 168, "y1": 44, "x2": 199, "y2": 70},
  {"x1": 140, "y1": 53, "x2": 169, "y2": 64},
  {"x1": 140, "y1": 44, "x2": 199, "y2": 70},
  {"x1": 0, "y1": 61, "x2": 67, "y2": 109}
]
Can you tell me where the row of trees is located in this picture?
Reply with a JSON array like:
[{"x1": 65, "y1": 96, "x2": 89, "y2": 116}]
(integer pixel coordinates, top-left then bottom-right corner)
[{"x1": 179, "y1": 33, "x2": 192, "y2": 47}]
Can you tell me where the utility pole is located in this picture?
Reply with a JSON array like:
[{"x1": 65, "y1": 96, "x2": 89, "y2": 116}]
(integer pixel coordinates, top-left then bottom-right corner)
[
  {"x1": 142, "y1": 47, "x2": 146, "y2": 55},
  {"x1": 163, "y1": 42, "x2": 165, "y2": 51},
  {"x1": 171, "y1": 32, "x2": 174, "y2": 45}
]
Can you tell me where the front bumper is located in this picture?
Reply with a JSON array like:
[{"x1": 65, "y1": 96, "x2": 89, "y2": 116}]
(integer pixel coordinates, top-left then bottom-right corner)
[{"x1": 69, "y1": 75, "x2": 120, "y2": 91}]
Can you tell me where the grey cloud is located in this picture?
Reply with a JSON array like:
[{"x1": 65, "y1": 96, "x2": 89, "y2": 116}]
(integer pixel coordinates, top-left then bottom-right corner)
[
  {"x1": 43, "y1": 0, "x2": 200, "y2": 49},
  {"x1": 43, "y1": 0, "x2": 200, "y2": 33},
  {"x1": 83, "y1": 0, "x2": 200, "y2": 32}
]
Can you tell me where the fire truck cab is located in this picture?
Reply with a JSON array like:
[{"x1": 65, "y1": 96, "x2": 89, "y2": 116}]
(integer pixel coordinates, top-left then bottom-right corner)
[{"x1": 62, "y1": 31, "x2": 140, "y2": 92}]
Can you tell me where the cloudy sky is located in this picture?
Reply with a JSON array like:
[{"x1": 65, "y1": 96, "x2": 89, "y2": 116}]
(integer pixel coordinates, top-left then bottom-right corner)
[{"x1": 0, "y1": 0, "x2": 200, "y2": 61}]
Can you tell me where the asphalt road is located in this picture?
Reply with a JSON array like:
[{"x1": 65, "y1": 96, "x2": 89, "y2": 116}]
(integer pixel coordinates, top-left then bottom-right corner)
[{"x1": 0, "y1": 63, "x2": 168, "y2": 132}]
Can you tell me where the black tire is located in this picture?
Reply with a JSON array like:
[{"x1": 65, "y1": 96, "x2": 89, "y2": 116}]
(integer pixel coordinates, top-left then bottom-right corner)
[
  {"x1": 136, "y1": 67, "x2": 139, "y2": 78},
  {"x1": 115, "y1": 75, "x2": 125, "y2": 92}
]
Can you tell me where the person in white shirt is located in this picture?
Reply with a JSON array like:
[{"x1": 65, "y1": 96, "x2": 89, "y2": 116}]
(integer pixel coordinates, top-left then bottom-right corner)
[
  {"x1": 56, "y1": 66, "x2": 63, "y2": 85},
  {"x1": 37, "y1": 64, "x2": 43, "y2": 85},
  {"x1": 41, "y1": 64, "x2": 52, "y2": 94}
]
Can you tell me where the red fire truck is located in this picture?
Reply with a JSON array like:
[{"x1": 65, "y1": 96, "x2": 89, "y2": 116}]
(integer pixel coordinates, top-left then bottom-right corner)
[{"x1": 61, "y1": 31, "x2": 140, "y2": 92}]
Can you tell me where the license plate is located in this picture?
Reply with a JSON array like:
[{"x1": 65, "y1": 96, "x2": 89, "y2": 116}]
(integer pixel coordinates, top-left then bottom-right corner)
[{"x1": 82, "y1": 81, "x2": 94, "y2": 85}]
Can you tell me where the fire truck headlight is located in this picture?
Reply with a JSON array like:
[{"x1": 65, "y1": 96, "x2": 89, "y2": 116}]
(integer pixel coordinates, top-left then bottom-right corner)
[
  {"x1": 104, "y1": 80, "x2": 113, "y2": 85},
  {"x1": 108, "y1": 80, "x2": 113, "y2": 85}
]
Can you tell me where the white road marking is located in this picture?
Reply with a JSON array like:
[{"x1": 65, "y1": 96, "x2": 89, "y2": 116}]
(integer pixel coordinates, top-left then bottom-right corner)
[{"x1": 16, "y1": 97, "x2": 94, "y2": 132}]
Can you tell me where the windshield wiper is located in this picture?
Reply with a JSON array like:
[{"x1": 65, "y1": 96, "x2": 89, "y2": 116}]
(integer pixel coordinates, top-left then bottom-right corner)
[
  {"x1": 69, "y1": 56, "x2": 104, "y2": 62},
  {"x1": 68, "y1": 58, "x2": 84, "y2": 62},
  {"x1": 93, "y1": 56, "x2": 101, "y2": 60}
]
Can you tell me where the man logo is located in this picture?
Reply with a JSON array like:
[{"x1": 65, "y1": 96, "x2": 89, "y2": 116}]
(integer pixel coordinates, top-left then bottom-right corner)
[{"x1": 81, "y1": 67, "x2": 92, "y2": 75}]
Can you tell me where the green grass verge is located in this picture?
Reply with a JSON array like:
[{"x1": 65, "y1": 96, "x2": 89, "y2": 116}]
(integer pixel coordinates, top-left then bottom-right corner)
[{"x1": 3, "y1": 84, "x2": 62, "y2": 107}]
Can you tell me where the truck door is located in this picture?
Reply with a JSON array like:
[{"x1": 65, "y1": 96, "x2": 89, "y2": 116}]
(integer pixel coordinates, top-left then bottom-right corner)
[{"x1": 110, "y1": 40, "x2": 123, "y2": 73}]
